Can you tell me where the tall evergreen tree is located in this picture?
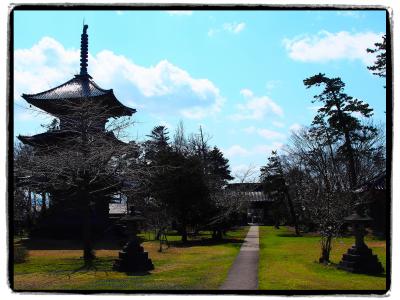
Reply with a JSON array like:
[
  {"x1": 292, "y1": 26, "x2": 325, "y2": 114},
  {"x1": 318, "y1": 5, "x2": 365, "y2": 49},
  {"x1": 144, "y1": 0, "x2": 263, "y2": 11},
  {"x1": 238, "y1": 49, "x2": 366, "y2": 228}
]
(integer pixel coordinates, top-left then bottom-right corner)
[
  {"x1": 260, "y1": 151, "x2": 300, "y2": 235},
  {"x1": 304, "y1": 73, "x2": 375, "y2": 190},
  {"x1": 206, "y1": 146, "x2": 234, "y2": 190},
  {"x1": 367, "y1": 34, "x2": 386, "y2": 79}
]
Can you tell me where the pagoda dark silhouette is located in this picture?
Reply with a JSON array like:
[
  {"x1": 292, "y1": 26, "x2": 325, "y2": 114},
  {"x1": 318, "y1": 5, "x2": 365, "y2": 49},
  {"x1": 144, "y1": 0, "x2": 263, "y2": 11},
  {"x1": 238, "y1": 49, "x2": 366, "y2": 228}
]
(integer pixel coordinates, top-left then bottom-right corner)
[{"x1": 17, "y1": 24, "x2": 136, "y2": 239}]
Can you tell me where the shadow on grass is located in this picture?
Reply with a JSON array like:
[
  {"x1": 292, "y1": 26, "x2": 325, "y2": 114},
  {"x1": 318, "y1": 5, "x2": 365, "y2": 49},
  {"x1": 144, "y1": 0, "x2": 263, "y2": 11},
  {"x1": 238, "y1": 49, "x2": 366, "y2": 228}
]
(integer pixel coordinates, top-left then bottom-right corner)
[
  {"x1": 324, "y1": 262, "x2": 387, "y2": 278},
  {"x1": 22, "y1": 238, "x2": 123, "y2": 250},
  {"x1": 276, "y1": 233, "x2": 303, "y2": 238},
  {"x1": 125, "y1": 271, "x2": 151, "y2": 276}
]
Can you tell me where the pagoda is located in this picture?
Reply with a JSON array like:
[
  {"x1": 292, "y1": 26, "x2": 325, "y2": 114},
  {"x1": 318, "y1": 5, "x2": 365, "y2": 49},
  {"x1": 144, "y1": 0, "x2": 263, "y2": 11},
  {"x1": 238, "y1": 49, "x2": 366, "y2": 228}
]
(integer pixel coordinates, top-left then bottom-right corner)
[{"x1": 17, "y1": 24, "x2": 136, "y2": 238}]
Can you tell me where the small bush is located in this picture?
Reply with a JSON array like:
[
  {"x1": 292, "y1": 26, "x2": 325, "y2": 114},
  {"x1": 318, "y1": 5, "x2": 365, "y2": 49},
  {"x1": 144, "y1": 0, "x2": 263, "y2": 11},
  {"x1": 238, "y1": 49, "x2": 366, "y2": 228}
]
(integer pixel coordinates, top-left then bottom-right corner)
[{"x1": 14, "y1": 244, "x2": 28, "y2": 263}]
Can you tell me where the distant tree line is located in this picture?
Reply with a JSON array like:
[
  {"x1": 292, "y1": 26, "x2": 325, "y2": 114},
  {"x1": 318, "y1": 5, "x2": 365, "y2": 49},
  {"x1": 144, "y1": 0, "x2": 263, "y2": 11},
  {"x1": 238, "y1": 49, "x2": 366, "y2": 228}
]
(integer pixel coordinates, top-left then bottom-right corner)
[{"x1": 130, "y1": 121, "x2": 241, "y2": 243}]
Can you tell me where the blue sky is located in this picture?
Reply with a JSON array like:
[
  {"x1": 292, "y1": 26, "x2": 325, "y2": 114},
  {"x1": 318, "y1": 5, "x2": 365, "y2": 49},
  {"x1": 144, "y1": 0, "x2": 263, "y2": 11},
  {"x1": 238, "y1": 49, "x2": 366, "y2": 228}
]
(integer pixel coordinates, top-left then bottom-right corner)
[{"x1": 13, "y1": 9, "x2": 387, "y2": 180}]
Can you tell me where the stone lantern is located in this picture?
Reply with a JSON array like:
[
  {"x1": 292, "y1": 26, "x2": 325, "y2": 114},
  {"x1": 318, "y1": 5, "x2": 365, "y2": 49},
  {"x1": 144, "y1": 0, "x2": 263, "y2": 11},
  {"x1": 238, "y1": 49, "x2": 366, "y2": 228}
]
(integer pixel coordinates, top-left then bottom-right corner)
[
  {"x1": 338, "y1": 203, "x2": 383, "y2": 274},
  {"x1": 113, "y1": 207, "x2": 154, "y2": 273}
]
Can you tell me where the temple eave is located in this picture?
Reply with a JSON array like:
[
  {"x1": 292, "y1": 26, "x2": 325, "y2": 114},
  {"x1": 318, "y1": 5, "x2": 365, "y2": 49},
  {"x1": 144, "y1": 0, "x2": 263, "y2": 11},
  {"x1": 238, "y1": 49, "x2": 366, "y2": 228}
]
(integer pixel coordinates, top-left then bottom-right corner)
[
  {"x1": 23, "y1": 94, "x2": 136, "y2": 118},
  {"x1": 18, "y1": 130, "x2": 80, "y2": 147}
]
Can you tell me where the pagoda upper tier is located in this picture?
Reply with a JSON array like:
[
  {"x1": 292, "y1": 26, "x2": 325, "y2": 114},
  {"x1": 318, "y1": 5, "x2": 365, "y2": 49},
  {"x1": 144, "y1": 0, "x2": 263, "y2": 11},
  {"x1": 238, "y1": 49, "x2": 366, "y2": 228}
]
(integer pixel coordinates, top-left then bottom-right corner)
[
  {"x1": 22, "y1": 75, "x2": 136, "y2": 117},
  {"x1": 22, "y1": 24, "x2": 135, "y2": 118}
]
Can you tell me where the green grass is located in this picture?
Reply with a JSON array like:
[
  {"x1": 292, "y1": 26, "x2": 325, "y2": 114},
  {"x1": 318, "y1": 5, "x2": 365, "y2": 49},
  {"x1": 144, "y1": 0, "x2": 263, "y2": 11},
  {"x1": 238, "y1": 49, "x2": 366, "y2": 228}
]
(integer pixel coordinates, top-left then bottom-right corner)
[
  {"x1": 13, "y1": 227, "x2": 249, "y2": 291},
  {"x1": 258, "y1": 226, "x2": 387, "y2": 290}
]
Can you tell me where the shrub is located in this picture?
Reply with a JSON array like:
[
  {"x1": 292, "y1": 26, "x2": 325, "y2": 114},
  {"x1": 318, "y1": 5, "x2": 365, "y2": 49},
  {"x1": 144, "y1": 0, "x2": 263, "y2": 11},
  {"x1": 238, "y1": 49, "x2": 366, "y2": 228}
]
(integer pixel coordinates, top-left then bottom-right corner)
[{"x1": 14, "y1": 244, "x2": 28, "y2": 263}]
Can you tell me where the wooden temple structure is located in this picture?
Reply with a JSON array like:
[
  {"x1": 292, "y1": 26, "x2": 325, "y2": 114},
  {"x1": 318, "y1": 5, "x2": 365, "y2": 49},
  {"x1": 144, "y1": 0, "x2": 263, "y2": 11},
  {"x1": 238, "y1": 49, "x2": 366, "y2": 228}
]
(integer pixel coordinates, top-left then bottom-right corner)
[
  {"x1": 226, "y1": 183, "x2": 275, "y2": 224},
  {"x1": 17, "y1": 24, "x2": 136, "y2": 238}
]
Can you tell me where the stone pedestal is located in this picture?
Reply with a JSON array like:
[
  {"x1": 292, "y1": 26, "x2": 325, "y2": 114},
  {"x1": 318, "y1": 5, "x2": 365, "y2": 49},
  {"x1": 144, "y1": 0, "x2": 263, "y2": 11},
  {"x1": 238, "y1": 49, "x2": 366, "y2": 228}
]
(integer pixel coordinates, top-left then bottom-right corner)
[
  {"x1": 113, "y1": 210, "x2": 154, "y2": 273},
  {"x1": 338, "y1": 207, "x2": 384, "y2": 274},
  {"x1": 113, "y1": 237, "x2": 154, "y2": 272},
  {"x1": 338, "y1": 245, "x2": 384, "y2": 274}
]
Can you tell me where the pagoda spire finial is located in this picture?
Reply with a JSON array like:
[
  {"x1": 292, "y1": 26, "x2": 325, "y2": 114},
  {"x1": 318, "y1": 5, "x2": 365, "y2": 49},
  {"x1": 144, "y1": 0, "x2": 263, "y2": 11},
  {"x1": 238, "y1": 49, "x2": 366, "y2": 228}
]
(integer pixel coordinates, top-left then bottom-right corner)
[{"x1": 80, "y1": 23, "x2": 89, "y2": 76}]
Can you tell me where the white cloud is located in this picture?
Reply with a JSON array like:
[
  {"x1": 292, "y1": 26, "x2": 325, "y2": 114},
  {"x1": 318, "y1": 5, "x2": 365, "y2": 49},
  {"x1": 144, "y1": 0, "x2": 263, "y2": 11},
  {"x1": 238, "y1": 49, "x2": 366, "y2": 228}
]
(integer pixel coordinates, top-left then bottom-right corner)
[
  {"x1": 208, "y1": 21, "x2": 246, "y2": 37},
  {"x1": 283, "y1": 31, "x2": 383, "y2": 65},
  {"x1": 166, "y1": 11, "x2": 193, "y2": 16},
  {"x1": 243, "y1": 126, "x2": 285, "y2": 140},
  {"x1": 307, "y1": 105, "x2": 322, "y2": 111},
  {"x1": 336, "y1": 11, "x2": 364, "y2": 19},
  {"x1": 253, "y1": 142, "x2": 284, "y2": 154},
  {"x1": 224, "y1": 145, "x2": 249, "y2": 158},
  {"x1": 14, "y1": 37, "x2": 224, "y2": 120},
  {"x1": 207, "y1": 29, "x2": 216, "y2": 37},
  {"x1": 240, "y1": 88, "x2": 253, "y2": 98},
  {"x1": 14, "y1": 37, "x2": 80, "y2": 100},
  {"x1": 223, "y1": 142, "x2": 284, "y2": 159},
  {"x1": 243, "y1": 126, "x2": 256, "y2": 134},
  {"x1": 257, "y1": 128, "x2": 285, "y2": 140},
  {"x1": 266, "y1": 80, "x2": 281, "y2": 92},
  {"x1": 272, "y1": 121, "x2": 285, "y2": 128},
  {"x1": 289, "y1": 123, "x2": 302, "y2": 132},
  {"x1": 223, "y1": 22, "x2": 246, "y2": 34},
  {"x1": 230, "y1": 89, "x2": 283, "y2": 121},
  {"x1": 16, "y1": 111, "x2": 35, "y2": 121}
]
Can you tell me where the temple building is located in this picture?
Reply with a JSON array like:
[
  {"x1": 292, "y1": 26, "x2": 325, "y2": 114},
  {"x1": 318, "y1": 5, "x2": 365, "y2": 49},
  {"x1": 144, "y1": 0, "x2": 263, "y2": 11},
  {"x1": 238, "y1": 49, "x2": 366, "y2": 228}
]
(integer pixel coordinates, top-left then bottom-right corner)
[
  {"x1": 226, "y1": 183, "x2": 275, "y2": 224},
  {"x1": 17, "y1": 24, "x2": 136, "y2": 238}
]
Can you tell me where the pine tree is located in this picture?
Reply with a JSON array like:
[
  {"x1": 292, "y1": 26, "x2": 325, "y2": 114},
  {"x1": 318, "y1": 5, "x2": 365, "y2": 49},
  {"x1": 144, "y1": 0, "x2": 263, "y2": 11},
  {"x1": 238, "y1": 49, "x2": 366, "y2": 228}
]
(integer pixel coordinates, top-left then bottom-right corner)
[
  {"x1": 260, "y1": 151, "x2": 300, "y2": 235},
  {"x1": 304, "y1": 73, "x2": 375, "y2": 190},
  {"x1": 367, "y1": 34, "x2": 386, "y2": 79}
]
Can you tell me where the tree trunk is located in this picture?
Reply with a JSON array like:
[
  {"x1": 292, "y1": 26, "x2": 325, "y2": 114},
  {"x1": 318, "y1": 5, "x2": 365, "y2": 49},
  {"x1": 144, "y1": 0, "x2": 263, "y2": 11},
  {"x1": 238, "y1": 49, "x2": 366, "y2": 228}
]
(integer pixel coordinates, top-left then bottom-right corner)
[
  {"x1": 81, "y1": 185, "x2": 95, "y2": 265},
  {"x1": 274, "y1": 203, "x2": 280, "y2": 229},
  {"x1": 83, "y1": 210, "x2": 94, "y2": 265},
  {"x1": 212, "y1": 229, "x2": 223, "y2": 241},
  {"x1": 32, "y1": 192, "x2": 37, "y2": 215},
  {"x1": 274, "y1": 218, "x2": 280, "y2": 229},
  {"x1": 41, "y1": 192, "x2": 47, "y2": 215},
  {"x1": 343, "y1": 130, "x2": 357, "y2": 189},
  {"x1": 181, "y1": 225, "x2": 188, "y2": 243},
  {"x1": 285, "y1": 189, "x2": 301, "y2": 236},
  {"x1": 27, "y1": 189, "x2": 32, "y2": 223},
  {"x1": 336, "y1": 103, "x2": 357, "y2": 190},
  {"x1": 319, "y1": 235, "x2": 332, "y2": 264}
]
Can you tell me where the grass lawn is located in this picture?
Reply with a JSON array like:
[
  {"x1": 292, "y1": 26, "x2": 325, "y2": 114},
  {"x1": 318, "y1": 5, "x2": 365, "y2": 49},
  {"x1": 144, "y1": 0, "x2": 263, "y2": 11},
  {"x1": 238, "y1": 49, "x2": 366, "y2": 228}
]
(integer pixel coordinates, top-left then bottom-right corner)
[
  {"x1": 13, "y1": 227, "x2": 248, "y2": 291},
  {"x1": 258, "y1": 226, "x2": 387, "y2": 291}
]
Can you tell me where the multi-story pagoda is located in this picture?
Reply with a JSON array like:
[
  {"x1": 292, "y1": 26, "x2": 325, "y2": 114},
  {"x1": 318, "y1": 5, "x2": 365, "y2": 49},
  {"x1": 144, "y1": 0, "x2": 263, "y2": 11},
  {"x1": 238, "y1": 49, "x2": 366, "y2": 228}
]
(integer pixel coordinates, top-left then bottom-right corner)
[
  {"x1": 19, "y1": 24, "x2": 135, "y2": 146},
  {"x1": 17, "y1": 24, "x2": 136, "y2": 238}
]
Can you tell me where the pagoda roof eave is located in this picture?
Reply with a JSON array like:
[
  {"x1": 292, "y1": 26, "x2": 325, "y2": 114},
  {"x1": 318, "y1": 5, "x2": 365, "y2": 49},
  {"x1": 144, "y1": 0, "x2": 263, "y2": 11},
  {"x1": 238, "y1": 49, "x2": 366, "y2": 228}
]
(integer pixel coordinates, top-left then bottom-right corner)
[
  {"x1": 18, "y1": 129, "x2": 130, "y2": 147},
  {"x1": 24, "y1": 93, "x2": 136, "y2": 117},
  {"x1": 21, "y1": 74, "x2": 111, "y2": 100},
  {"x1": 18, "y1": 130, "x2": 80, "y2": 147}
]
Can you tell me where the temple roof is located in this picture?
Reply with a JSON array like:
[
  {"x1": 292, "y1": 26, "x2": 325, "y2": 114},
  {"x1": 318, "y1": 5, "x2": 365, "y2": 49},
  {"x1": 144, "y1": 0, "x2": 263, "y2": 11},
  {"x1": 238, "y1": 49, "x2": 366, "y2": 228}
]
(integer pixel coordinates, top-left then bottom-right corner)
[
  {"x1": 21, "y1": 75, "x2": 136, "y2": 117},
  {"x1": 18, "y1": 130, "x2": 80, "y2": 147},
  {"x1": 22, "y1": 75, "x2": 110, "y2": 101},
  {"x1": 21, "y1": 24, "x2": 136, "y2": 118},
  {"x1": 18, "y1": 129, "x2": 127, "y2": 147}
]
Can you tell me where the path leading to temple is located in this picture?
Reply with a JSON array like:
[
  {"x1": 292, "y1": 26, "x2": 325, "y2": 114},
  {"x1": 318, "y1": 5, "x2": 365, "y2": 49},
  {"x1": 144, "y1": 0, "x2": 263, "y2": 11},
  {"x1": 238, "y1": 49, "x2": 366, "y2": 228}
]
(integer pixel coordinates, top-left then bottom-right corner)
[{"x1": 220, "y1": 225, "x2": 259, "y2": 290}]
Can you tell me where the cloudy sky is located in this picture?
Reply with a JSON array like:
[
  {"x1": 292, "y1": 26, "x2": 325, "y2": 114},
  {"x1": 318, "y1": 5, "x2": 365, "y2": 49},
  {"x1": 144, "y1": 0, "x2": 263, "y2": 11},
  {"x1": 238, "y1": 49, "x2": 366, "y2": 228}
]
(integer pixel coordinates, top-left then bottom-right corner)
[{"x1": 13, "y1": 9, "x2": 387, "y2": 180}]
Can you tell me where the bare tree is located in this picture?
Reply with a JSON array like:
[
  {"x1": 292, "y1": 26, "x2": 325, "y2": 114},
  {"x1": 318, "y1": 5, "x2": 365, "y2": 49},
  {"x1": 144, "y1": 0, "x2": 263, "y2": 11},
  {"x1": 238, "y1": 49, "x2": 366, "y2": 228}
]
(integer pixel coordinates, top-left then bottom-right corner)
[
  {"x1": 285, "y1": 128, "x2": 354, "y2": 263},
  {"x1": 234, "y1": 164, "x2": 258, "y2": 184},
  {"x1": 16, "y1": 100, "x2": 148, "y2": 266},
  {"x1": 284, "y1": 124, "x2": 384, "y2": 263}
]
